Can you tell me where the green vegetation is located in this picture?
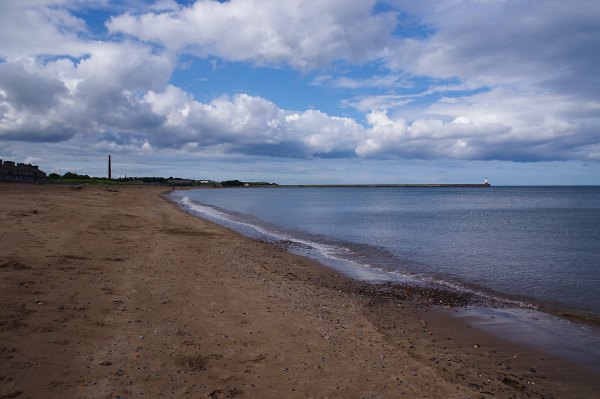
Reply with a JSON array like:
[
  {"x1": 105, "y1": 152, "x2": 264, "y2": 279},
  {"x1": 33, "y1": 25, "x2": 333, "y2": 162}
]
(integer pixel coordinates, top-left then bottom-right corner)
[
  {"x1": 48, "y1": 172, "x2": 91, "y2": 180},
  {"x1": 221, "y1": 180, "x2": 244, "y2": 187},
  {"x1": 47, "y1": 172, "x2": 132, "y2": 186},
  {"x1": 46, "y1": 172, "x2": 277, "y2": 187},
  {"x1": 63, "y1": 172, "x2": 91, "y2": 179},
  {"x1": 138, "y1": 177, "x2": 167, "y2": 184}
]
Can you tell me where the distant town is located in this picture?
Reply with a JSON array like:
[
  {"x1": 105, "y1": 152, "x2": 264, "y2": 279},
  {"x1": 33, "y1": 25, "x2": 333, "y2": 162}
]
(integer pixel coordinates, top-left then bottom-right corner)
[{"x1": 0, "y1": 158, "x2": 277, "y2": 187}]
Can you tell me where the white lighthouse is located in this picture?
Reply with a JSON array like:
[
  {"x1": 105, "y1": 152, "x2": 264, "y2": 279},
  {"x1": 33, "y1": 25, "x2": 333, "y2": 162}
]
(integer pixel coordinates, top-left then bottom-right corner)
[{"x1": 485, "y1": 177, "x2": 488, "y2": 184}]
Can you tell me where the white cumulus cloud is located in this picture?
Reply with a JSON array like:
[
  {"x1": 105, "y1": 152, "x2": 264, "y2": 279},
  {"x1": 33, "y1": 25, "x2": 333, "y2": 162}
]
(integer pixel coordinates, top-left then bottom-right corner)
[{"x1": 107, "y1": 0, "x2": 399, "y2": 71}]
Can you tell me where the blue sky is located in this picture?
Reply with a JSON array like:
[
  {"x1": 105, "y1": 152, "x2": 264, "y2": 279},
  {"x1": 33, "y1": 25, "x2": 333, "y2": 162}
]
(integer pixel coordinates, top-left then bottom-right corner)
[{"x1": 1, "y1": 0, "x2": 599, "y2": 184}]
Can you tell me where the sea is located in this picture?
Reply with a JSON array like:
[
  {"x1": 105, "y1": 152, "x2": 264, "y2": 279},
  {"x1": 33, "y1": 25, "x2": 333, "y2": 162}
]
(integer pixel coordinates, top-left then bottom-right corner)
[{"x1": 170, "y1": 186, "x2": 600, "y2": 367}]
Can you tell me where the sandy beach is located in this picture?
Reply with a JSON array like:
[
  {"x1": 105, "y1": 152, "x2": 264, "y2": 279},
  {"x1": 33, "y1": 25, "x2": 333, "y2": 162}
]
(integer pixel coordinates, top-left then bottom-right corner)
[{"x1": 0, "y1": 184, "x2": 597, "y2": 399}]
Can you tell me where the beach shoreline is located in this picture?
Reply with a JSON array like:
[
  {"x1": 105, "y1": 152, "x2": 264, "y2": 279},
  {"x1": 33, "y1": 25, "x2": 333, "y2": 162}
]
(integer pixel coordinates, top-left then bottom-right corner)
[
  {"x1": 0, "y1": 184, "x2": 597, "y2": 398},
  {"x1": 171, "y1": 188, "x2": 600, "y2": 331}
]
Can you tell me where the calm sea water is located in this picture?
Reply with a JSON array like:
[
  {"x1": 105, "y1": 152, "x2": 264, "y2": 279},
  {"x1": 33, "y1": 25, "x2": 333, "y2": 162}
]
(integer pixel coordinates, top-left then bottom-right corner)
[{"x1": 172, "y1": 186, "x2": 600, "y2": 316}]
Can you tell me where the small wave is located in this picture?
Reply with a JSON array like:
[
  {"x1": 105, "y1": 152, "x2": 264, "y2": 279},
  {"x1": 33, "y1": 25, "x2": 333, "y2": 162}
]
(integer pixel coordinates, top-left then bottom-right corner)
[
  {"x1": 175, "y1": 194, "x2": 537, "y2": 310},
  {"x1": 177, "y1": 196, "x2": 398, "y2": 276},
  {"x1": 379, "y1": 267, "x2": 537, "y2": 309},
  {"x1": 180, "y1": 196, "x2": 352, "y2": 262}
]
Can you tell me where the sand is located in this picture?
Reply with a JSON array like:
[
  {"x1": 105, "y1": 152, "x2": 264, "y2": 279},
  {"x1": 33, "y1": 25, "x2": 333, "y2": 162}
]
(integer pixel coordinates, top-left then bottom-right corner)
[{"x1": 0, "y1": 184, "x2": 597, "y2": 399}]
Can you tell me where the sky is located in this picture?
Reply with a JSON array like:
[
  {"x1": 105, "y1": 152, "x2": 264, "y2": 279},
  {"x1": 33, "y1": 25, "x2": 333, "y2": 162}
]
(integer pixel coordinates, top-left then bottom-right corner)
[{"x1": 1, "y1": 0, "x2": 599, "y2": 185}]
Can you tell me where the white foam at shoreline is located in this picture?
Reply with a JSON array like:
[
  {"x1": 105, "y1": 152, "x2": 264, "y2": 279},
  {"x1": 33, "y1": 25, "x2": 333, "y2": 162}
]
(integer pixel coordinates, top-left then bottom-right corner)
[
  {"x1": 175, "y1": 194, "x2": 532, "y2": 308},
  {"x1": 180, "y1": 196, "x2": 362, "y2": 263}
]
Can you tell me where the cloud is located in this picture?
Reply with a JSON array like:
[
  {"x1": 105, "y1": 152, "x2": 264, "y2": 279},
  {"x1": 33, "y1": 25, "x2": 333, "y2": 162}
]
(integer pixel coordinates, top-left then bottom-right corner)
[
  {"x1": 0, "y1": 53, "x2": 366, "y2": 158},
  {"x1": 1, "y1": 0, "x2": 599, "y2": 168},
  {"x1": 0, "y1": 40, "x2": 173, "y2": 142},
  {"x1": 143, "y1": 87, "x2": 365, "y2": 157},
  {"x1": 311, "y1": 74, "x2": 412, "y2": 89},
  {"x1": 0, "y1": 62, "x2": 68, "y2": 112},
  {"x1": 5, "y1": 48, "x2": 595, "y2": 164},
  {"x1": 0, "y1": 60, "x2": 76, "y2": 142},
  {"x1": 107, "y1": 0, "x2": 399, "y2": 71},
  {"x1": 385, "y1": 0, "x2": 600, "y2": 95},
  {"x1": 2, "y1": 46, "x2": 598, "y2": 163},
  {"x1": 0, "y1": 0, "x2": 90, "y2": 59},
  {"x1": 149, "y1": 0, "x2": 181, "y2": 12},
  {"x1": 342, "y1": 95, "x2": 413, "y2": 112},
  {"x1": 355, "y1": 91, "x2": 600, "y2": 162}
]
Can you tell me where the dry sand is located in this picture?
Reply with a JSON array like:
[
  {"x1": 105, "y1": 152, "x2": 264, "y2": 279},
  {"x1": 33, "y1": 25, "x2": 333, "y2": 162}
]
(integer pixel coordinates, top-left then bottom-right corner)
[{"x1": 0, "y1": 184, "x2": 597, "y2": 398}]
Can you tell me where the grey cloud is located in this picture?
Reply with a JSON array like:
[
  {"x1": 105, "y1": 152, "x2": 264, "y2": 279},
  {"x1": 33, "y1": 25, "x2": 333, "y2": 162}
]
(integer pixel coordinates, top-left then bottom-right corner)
[
  {"x1": 0, "y1": 62, "x2": 76, "y2": 142},
  {"x1": 387, "y1": 0, "x2": 600, "y2": 96},
  {"x1": 100, "y1": 130, "x2": 147, "y2": 146},
  {"x1": 226, "y1": 143, "x2": 359, "y2": 159},
  {"x1": 0, "y1": 119, "x2": 76, "y2": 143},
  {"x1": 74, "y1": 83, "x2": 166, "y2": 130},
  {"x1": 0, "y1": 62, "x2": 67, "y2": 112},
  {"x1": 0, "y1": 43, "x2": 172, "y2": 144}
]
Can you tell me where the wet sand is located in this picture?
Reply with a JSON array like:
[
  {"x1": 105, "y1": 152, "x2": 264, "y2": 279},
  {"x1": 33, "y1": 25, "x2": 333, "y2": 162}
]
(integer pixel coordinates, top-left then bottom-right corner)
[{"x1": 0, "y1": 184, "x2": 597, "y2": 398}]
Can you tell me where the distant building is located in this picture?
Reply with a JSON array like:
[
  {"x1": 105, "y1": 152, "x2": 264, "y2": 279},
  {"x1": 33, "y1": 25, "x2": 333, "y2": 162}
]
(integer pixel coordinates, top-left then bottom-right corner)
[
  {"x1": 198, "y1": 180, "x2": 212, "y2": 184},
  {"x1": 0, "y1": 160, "x2": 47, "y2": 183}
]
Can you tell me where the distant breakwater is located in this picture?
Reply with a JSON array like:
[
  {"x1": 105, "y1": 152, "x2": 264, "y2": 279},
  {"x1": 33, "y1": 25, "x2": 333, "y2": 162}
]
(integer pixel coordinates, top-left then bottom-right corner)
[{"x1": 280, "y1": 183, "x2": 491, "y2": 187}]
